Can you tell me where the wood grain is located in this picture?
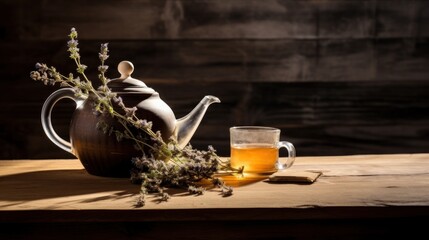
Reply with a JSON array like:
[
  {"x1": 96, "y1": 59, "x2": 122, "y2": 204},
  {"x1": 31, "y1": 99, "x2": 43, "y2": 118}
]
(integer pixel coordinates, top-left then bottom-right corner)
[
  {"x1": 1, "y1": 154, "x2": 429, "y2": 212},
  {"x1": 0, "y1": 0, "x2": 428, "y2": 160},
  {"x1": 1, "y1": 154, "x2": 429, "y2": 239},
  {"x1": 1, "y1": 81, "x2": 428, "y2": 158},
  {"x1": 14, "y1": 0, "x2": 426, "y2": 40}
]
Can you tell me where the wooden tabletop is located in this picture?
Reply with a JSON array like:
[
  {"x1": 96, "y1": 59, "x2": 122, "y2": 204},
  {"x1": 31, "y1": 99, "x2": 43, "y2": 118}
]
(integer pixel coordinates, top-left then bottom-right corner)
[
  {"x1": 0, "y1": 154, "x2": 429, "y2": 211},
  {"x1": 1, "y1": 153, "x2": 429, "y2": 222}
]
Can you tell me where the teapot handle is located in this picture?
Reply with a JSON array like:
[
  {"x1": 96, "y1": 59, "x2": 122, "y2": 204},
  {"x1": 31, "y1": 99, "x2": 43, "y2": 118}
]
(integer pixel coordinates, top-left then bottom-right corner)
[{"x1": 41, "y1": 88, "x2": 83, "y2": 154}]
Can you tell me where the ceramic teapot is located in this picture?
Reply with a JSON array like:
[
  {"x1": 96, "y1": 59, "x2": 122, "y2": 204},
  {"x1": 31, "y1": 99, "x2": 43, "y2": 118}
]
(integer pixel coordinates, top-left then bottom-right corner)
[{"x1": 41, "y1": 61, "x2": 220, "y2": 177}]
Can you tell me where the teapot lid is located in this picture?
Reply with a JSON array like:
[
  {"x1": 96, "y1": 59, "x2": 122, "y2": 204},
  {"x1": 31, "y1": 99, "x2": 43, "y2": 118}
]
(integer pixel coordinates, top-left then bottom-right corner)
[{"x1": 107, "y1": 61, "x2": 155, "y2": 94}]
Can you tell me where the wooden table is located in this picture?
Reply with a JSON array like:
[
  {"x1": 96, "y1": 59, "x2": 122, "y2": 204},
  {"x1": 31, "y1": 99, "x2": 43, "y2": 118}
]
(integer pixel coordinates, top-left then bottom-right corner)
[{"x1": 1, "y1": 154, "x2": 429, "y2": 239}]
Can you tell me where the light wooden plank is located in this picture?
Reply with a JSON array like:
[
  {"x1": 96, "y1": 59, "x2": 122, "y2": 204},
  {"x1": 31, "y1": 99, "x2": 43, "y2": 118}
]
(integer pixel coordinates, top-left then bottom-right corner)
[
  {"x1": 1, "y1": 155, "x2": 428, "y2": 240},
  {"x1": 1, "y1": 154, "x2": 429, "y2": 213}
]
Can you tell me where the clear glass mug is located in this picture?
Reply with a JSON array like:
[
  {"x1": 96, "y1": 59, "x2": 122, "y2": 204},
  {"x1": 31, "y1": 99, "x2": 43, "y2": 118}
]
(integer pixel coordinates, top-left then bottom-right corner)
[{"x1": 230, "y1": 126, "x2": 296, "y2": 175}]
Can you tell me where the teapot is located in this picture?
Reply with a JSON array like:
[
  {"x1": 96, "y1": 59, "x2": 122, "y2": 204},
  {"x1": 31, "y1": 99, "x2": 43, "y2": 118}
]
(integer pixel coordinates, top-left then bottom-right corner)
[{"x1": 41, "y1": 61, "x2": 220, "y2": 177}]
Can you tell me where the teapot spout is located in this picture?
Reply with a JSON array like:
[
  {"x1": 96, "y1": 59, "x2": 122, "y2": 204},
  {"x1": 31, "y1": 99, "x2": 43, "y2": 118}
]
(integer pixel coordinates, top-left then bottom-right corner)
[{"x1": 174, "y1": 95, "x2": 220, "y2": 148}]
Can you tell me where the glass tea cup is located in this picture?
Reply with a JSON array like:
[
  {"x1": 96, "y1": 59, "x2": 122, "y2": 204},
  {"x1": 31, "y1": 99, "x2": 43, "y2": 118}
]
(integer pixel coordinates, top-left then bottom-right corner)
[{"x1": 230, "y1": 126, "x2": 296, "y2": 175}]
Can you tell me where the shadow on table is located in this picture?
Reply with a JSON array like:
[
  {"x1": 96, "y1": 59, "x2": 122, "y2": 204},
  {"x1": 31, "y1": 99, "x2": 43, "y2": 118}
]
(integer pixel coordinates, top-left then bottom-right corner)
[
  {"x1": 0, "y1": 169, "x2": 138, "y2": 202},
  {"x1": 0, "y1": 170, "x2": 270, "y2": 205}
]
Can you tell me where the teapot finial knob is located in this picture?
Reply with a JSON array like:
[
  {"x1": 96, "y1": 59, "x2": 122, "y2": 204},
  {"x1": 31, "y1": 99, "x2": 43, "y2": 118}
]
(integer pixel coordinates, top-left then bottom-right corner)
[{"x1": 118, "y1": 60, "x2": 134, "y2": 78}]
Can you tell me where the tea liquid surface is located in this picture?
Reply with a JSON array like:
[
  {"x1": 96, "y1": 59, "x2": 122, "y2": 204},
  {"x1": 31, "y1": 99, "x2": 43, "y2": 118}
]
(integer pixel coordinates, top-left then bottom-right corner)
[{"x1": 230, "y1": 144, "x2": 278, "y2": 174}]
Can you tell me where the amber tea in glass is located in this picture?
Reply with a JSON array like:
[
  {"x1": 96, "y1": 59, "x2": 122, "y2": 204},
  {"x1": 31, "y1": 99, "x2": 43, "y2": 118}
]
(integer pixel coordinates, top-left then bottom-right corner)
[{"x1": 230, "y1": 126, "x2": 295, "y2": 175}]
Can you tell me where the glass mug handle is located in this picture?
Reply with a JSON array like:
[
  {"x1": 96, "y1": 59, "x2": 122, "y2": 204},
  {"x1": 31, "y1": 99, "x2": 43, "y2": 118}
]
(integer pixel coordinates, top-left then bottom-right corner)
[
  {"x1": 40, "y1": 88, "x2": 84, "y2": 154},
  {"x1": 276, "y1": 141, "x2": 296, "y2": 170}
]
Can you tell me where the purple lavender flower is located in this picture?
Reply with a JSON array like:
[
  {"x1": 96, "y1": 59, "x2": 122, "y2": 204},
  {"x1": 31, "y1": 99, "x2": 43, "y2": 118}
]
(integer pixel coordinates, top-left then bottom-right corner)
[
  {"x1": 98, "y1": 65, "x2": 109, "y2": 73},
  {"x1": 99, "y1": 43, "x2": 109, "y2": 61}
]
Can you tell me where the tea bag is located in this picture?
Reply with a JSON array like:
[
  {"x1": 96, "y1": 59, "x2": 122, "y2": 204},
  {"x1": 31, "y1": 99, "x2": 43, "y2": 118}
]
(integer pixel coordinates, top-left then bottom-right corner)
[{"x1": 268, "y1": 170, "x2": 322, "y2": 183}]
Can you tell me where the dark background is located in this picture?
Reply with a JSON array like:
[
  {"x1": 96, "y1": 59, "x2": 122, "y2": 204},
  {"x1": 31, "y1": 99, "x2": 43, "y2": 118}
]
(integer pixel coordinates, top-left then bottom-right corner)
[{"x1": 0, "y1": 0, "x2": 428, "y2": 159}]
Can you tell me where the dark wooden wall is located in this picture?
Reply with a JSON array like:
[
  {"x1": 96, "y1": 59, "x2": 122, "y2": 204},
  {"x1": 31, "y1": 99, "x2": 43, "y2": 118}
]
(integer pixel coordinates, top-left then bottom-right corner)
[{"x1": 0, "y1": 0, "x2": 428, "y2": 159}]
